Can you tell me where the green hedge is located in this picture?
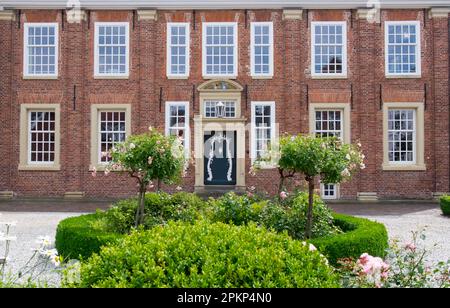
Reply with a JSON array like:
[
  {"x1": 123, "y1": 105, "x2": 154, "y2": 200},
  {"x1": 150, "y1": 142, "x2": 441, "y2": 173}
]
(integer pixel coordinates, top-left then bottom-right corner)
[
  {"x1": 311, "y1": 213, "x2": 389, "y2": 266},
  {"x1": 72, "y1": 221, "x2": 339, "y2": 288},
  {"x1": 440, "y1": 196, "x2": 450, "y2": 216},
  {"x1": 55, "y1": 213, "x2": 121, "y2": 260},
  {"x1": 56, "y1": 212, "x2": 388, "y2": 266}
]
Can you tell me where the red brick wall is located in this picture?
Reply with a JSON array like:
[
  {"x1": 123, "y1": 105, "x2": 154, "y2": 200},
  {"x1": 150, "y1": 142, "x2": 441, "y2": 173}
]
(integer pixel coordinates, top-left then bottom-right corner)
[{"x1": 0, "y1": 9, "x2": 448, "y2": 200}]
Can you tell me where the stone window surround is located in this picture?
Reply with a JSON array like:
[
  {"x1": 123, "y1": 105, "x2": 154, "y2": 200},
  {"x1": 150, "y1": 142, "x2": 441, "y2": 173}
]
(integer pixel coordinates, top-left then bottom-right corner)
[
  {"x1": 382, "y1": 102, "x2": 426, "y2": 171},
  {"x1": 90, "y1": 104, "x2": 132, "y2": 171},
  {"x1": 19, "y1": 104, "x2": 61, "y2": 171}
]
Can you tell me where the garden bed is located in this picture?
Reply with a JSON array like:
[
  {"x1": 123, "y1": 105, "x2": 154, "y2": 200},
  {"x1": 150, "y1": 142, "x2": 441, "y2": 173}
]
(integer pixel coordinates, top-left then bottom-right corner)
[{"x1": 56, "y1": 210, "x2": 388, "y2": 265}]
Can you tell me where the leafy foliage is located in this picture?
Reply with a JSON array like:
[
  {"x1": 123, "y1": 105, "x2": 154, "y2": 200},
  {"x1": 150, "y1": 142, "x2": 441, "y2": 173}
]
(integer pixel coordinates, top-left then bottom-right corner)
[
  {"x1": 262, "y1": 192, "x2": 341, "y2": 240},
  {"x1": 108, "y1": 128, "x2": 187, "y2": 226},
  {"x1": 70, "y1": 221, "x2": 339, "y2": 288},
  {"x1": 254, "y1": 134, "x2": 365, "y2": 238},
  {"x1": 109, "y1": 129, "x2": 186, "y2": 187},
  {"x1": 100, "y1": 192, "x2": 205, "y2": 234},
  {"x1": 440, "y1": 195, "x2": 450, "y2": 216}
]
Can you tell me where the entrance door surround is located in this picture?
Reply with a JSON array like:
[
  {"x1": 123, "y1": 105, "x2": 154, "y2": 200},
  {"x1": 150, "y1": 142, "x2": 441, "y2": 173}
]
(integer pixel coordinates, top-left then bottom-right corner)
[{"x1": 194, "y1": 80, "x2": 246, "y2": 192}]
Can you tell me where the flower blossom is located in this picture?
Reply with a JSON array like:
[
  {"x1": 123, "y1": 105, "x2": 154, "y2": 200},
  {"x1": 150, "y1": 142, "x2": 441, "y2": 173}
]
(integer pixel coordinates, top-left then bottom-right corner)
[
  {"x1": 129, "y1": 143, "x2": 136, "y2": 149},
  {"x1": 280, "y1": 191, "x2": 288, "y2": 200},
  {"x1": 405, "y1": 243, "x2": 416, "y2": 252},
  {"x1": 91, "y1": 166, "x2": 97, "y2": 177},
  {"x1": 148, "y1": 156, "x2": 153, "y2": 165}
]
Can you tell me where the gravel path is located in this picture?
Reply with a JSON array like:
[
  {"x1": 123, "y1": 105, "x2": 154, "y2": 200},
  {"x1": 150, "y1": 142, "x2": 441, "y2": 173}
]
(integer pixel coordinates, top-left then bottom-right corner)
[
  {"x1": 331, "y1": 203, "x2": 450, "y2": 264},
  {"x1": 0, "y1": 212, "x2": 81, "y2": 286}
]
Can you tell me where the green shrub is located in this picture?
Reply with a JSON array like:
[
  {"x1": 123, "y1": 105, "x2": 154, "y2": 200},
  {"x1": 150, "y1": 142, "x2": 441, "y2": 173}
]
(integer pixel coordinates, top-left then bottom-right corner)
[
  {"x1": 262, "y1": 192, "x2": 340, "y2": 240},
  {"x1": 209, "y1": 192, "x2": 339, "y2": 240},
  {"x1": 208, "y1": 192, "x2": 266, "y2": 226},
  {"x1": 55, "y1": 213, "x2": 121, "y2": 260},
  {"x1": 101, "y1": 192, "x2": 205, "y2": 234},
  {"x1": 440, "y1": 196, "x2": 450, "y2": 216},
  {"x1": 311, "y1": 213, "x2": 389, "y2": 266},
  {"x1": 71, "y1": 221, "x2": 339, "y2": 288}
]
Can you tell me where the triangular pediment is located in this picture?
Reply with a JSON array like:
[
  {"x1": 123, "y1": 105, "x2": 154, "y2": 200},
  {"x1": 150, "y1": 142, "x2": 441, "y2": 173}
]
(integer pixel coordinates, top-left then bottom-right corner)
[{"x1": 197, "y1": 80, "x2": 244, "y2": 92}]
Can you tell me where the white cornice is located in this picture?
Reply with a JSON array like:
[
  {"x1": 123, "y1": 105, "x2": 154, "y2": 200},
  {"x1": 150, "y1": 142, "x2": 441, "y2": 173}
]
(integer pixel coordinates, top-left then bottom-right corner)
[
  {"x1": 2, "y1": 1, "x2": 450, "y2": 10},
  {"x1": 282, "y1": 9, "x2": 303, "y2": 21},
  {"x1": 137, "y1": 10, "x2": 157, "y2": 21},
  {"x1": 0, "y1": 10, "x2": 15, "y2": 21},
  {"x1": 429, "y1": 7, "x2": 450, "y2": 19},
  {"x1": 356, "y1": 8, "x2": 381, "y2": 23}
]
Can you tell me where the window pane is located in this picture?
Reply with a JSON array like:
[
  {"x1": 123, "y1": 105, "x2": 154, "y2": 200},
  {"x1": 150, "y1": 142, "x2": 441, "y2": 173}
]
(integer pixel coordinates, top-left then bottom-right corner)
[
  {"x1": 99, "y1": 111, "x2": 127, "y2": 162},
  {"x1": 313, "y1": 24, "x2": 345, "y2": 75},
  {"x1": 387, "y1": 109, "x2": 415, "y2": 163},
  {"x1": 205, "y1": 24, "x2": 236, "y2": 75},
  {"x1": 252, "y1": 24, "x2": 272, "y2": 75},
  {"x1": 253, "y1": 104, "x2": 273, "y2": 159},
  {"x1": 26, "y1": 25, "x2": 57, "y2": 75},
  {"x1": 386, "y1": 23, "x2": 419, "y2": 74},
  {"x1": 314, "y1": 110, "x2": 343, "y2": 139},
  {"x1": 168, "y1": 24, "x2": 189, "y2": 76},
  {"x1": 97, "y1": 24, "x2": 128, "y2": 75},
  {"x1": 29, "y1": 111, "x2": 56, "y2": 163}
]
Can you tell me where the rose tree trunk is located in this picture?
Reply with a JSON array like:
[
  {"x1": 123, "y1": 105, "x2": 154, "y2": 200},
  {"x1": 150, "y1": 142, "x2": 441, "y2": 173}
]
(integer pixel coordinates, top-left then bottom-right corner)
[{"x1": 305, "y1": 177, "x2": 314, "y2": 239}]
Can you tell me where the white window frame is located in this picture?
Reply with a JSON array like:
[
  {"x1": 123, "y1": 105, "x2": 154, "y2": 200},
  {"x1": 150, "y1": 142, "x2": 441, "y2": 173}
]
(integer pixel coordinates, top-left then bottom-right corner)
[
  {"x1": 384, "y1": 21, "x2": 421, "y2": 78},
  {"x1": 386, "y1": 109, "x2": 416, "y2": 165},
  {"x1": 97, "y1": 110, "x2": 128, "y2": 165},
  {"x1": 311, "y1": 21, "x2": 347, "y2": 78},
  {"x1": 321, "y1": 183, "x2": 339, "y2": 200},
  {"x1": 23, "y1": 23, "x2": 59, "y2": 79},
  {"x1": 27, "y1": 110, "x2": 57, "y2": 165},
  {"x1": 202, "y1": 22, "x2": 238, "y2": 79},
  {"x1": 250, "y1": 22, "x2": 274, "y2": 78},
  {"x1": 165, "y1": 101, "x2": 190, "y2": 156},
  {"x1": 167, "y1": 22, "x2": 190, "y2": 79},
  {"x1": 251, "y1": 101, "x2": 276, "y2": 166},
  {"x1": 94, "y1": 22, "x2": 130, "y2": 79}
]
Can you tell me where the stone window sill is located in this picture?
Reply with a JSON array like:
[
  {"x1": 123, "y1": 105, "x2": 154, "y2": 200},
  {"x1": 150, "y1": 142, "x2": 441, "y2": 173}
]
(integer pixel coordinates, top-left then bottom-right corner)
[
  {"x1": 382, "y1": 163, "x2": 426, "y2": 171},
  {"x1": 18, "y1": 164, "x2": 61, "y2": 171}
]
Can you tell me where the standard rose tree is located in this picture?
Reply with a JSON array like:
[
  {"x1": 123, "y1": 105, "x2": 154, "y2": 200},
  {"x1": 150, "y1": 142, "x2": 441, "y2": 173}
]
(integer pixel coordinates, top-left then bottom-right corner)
[
  {"x1": 254, "y1": 134, "x2": 365, "y2": 239},
  {"x1": 109, "y1": 128, "x2": 186, "y2": 227}
]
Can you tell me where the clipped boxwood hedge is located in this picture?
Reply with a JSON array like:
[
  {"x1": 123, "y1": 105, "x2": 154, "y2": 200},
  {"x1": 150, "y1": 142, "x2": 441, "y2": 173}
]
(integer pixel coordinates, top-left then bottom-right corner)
[
  {"x1": 311, "y1": 213, "x2": 389, "y2": 266},
  {"x1": 73, "y1": 221, "x2": 339, "y2": 288},
  {"x1": 440, "y1": 196, "x2": 450, "y2": 216},
  {"x1": 55, "y1": 213, "x2": 121, "y2": 260},
  {"x1": 56, "y1": 212, "x2": 388, "y2": 266}
]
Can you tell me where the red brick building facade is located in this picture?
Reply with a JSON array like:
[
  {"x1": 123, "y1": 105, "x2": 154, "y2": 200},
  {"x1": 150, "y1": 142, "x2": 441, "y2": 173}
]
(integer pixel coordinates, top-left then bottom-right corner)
[{"x1": 0, "y1": 1, "x2": 449, "y2": 200}]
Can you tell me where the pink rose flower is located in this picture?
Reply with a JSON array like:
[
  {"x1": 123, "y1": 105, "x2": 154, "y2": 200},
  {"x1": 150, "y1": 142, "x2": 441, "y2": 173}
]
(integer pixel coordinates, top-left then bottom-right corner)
[{"x1": 280, "y1": 191, "x2": 288, "y2": 200}]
